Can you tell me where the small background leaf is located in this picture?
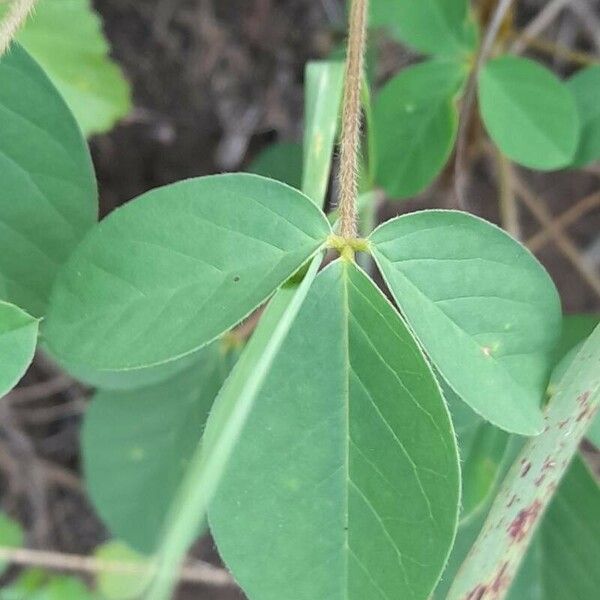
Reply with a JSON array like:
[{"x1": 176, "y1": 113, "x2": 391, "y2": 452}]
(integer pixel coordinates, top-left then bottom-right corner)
[
  {"x1": 479, "y1": 56, "x2": 579, "y2": 170},
  {"x1": 567, "y1": 65, "x2": 600, "y2": 167},
  {"x1": 247, "y1": 142, "x2": 303, "y2": 190},
  {"x1": 369, "y1": 0, "x2": 477, "y2": 57},
  {"x1": 44, "y1": 173, "x2": 330, "y2": 371},
  {"x1": 0, "y1": 0, "x2": 132, "y2": 135},
  {"x1": 0, "y1": 45, "x2": 97, "y2": 317},
  {"x1": 373, "y1": 60, "x2": 466, "y2": 199},
  {"x1": 371, "y1": 210, "x2": 561, "y2": 435},
  {"x1": 0, "y1": 513, "x2": 23, "y2": 577},
  {"x1": 95, "y1": 541, "x2": 148, "y2": 600},
  {"x1": 147, "y1": 254, "x2": 323, "y2": 600},
  {"x1": 83, "y1": 343, "x2": 231, "y2": 553},
  {"x1": 0, "y1": 301, "x2": 38, "y2": 398}
]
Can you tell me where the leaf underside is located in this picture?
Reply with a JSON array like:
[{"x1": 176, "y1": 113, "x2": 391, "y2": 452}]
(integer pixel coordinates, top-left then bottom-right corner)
[
  {"x1": 210, "y1": 260, "x2": 460, "y2": 600},
  {"x1": 370, "y1": 210, "x2": 561, "y2": 435}
]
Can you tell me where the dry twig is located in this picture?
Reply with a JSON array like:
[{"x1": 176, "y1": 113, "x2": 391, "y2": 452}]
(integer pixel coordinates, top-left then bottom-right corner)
[
  {"x1": 512, "y1": 176, "x2": 600, "y2": 299},
  {"x1": 0, "y1": 545, "x2": 235, "y2": 588}
]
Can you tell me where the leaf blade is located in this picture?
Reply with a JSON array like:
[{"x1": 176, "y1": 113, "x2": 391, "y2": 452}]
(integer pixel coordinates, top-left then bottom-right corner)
[
  {"x1": 0, "y1": 301, "x2": 38, "y2": 398},
  {"x1": 209, "y1": 260, "x2": 460, "y2": 600},
  {"x1": 479, "y1": 56, "x2": 579, "y2": 170},
  {"x1": 1, "y1": 0, "x2": 132, "y2": 135},
  {"x1": 82, "y1": 343, "x2": 230, "y2": 553},
  {"x1": 146, "y1": 253, "x2": 323, "y2": 600},
  {"x1": 370, "y1": 210, "x2": 561, "y2": 435},
  {"x1": 567, "y1": 65, "x2": 600, "y2": 167},
  {"x1": 0, "y1": 45, "x2": 97, "y2": 316},
  {"x1": 369, "y1": 0, "x2": 477, "y2": 57},
  {"x1": 43, "y1": 173, "x2": 330, "y2": 371},
  {"x1": 373, "y1": 59, "x2": 466, "y2": 199}
]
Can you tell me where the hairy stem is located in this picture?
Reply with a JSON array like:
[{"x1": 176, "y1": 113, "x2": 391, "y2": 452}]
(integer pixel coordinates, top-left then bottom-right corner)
[
  {"x1": 0, "y1": 0, "x2": 37, "y2": 57},
  {"x1": 338, "y1": 0, "x2": 368, "y2": 239}
]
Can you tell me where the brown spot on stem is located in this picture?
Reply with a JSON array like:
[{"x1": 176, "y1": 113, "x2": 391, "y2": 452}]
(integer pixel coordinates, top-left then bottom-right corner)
[
  {"x1": 577, "y1": 391, "x2": 591, "y2": 405},
  {"x1": 520, "y1": 461, "x2": 532, "y2": 477},
  {"x1": 465, "y1": 585, "x2": 487, "y2": 600},
  {"x1": 507, "y1": 500, "x2": 542, "y2": 542},
  {"x1": 491, "y1": 562, "x2": 510, "y2": 594}
]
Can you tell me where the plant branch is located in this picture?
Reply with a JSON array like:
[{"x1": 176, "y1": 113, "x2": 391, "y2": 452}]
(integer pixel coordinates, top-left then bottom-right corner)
[
  {"x1": 5, "y1": 374, "x2": 76, "y2": 404},
  {"x1": 527, "y1": 190, "x2": 600, "y2": 252},
  {"x1": 509, "y1": 0, "x2": 568, "y2": 53},
  {"x1": 0, "y1": 0, "x2": 37, "y2": 56},
  {"x1": 492, "y1": 147, "x2": 520, "y2": 239},
  {"x1": 510, "y1": 31, "x2": 599, "y2": 66},
  {"x1": 338, "y1": 0, "x2": 368, "y2": 239},
  {"x1": 0, "y1": 546, "x2": 234, "y2": 588},
  {"x1": 512, "y1": 175, "x2": 600, "y2": 299},
  {"x1": 454, "y1": 0, "x2": 515, "y2": 208}
]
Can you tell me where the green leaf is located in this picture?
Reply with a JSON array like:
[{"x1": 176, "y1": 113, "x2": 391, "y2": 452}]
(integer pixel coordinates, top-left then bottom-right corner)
[
  {"x1": 508, "y1": 456, "x2": 600, "y2": 600},
  {"x1": 247, "y1": 142, "x2": 303, "y2": 190},
  {"x1": 0, "y1": 45, "x2": 97, "y2": 317},
  {"x1": 0, "y1": 513, "x2": 23, "y2": 577},
  {"x1": 447, "y1": 323, "x2": 600, "y2": 599},
  {"x1": 551, "y1": 313, "x2": 600, "y2": 367},
  {"x1": 0, "y1": 301, "x2": 38, "y2": 398},
  {"x1": 0, "y1": 571, "x2": 94, "y2": 600},
  {"x1": 446, "y1": 385, "x2": 509, "y2": 522},
  {"x1": 146, "y1": 254, "x2": 323, "y2": 600},
  {"x1": 479, "y1": 56, "x2": 579, "y2": 170},
  {"x1": 567, "y1": 66, "x2": 600, "y2": 167},
  {"x1": 58, "y1": 350, "x2": 201, "y2": 391},
  {"x1": 82, "y1": 343, "x2": 230, "y2": 553},
  {"x1": 0, "y1": 0, "x2": 132, "y2": 135},
  {"x1": 210, "y1": 260, "x2": 460, "y2": 600},
  {"x1": 369, "y1": 0, "x2": 477, "y2": 57},
  {"x1": 42, "y1": 577, "x2": 95, "y2": 600},
  {"x1": 43, "y1": 173, "x2": 330, "y2": 371},
  {"x1": 370, "y1": 210, "x2": 561, "y2": 435},
  {"x1": 0, "y1": 569, "x2": 47, "y2": 599},
  {"x1": 373, "y1": 60, "x2": 466, "y2": 199},
  {"x1": 95, "y1": 541, "x2": 149, "y2": 600},
  {"x1": 302, "y1": 61, "x2": 345, "y2": 206}
]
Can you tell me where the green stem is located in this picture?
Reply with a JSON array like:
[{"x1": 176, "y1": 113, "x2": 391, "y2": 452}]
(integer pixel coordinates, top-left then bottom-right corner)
[{"x1": 146, "y1": 252, "x2": 324, "y2": 600}]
